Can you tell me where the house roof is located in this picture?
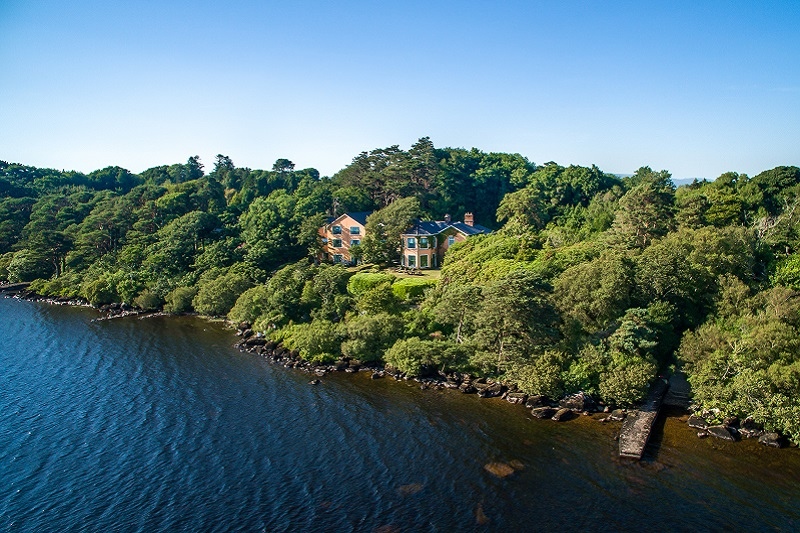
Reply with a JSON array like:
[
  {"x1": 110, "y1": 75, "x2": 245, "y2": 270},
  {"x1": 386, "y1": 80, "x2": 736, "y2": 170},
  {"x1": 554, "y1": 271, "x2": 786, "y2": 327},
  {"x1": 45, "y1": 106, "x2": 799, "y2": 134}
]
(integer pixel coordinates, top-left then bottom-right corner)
[
  {"x1": 450, "y1": 221, "x2": 490, "y2": 236},
  {"x1": 328, "y1": 211, "x2": 372, "y2": 227},
  {"x1": 402, "y1": 219, "x2": 490, "y2": 237}
]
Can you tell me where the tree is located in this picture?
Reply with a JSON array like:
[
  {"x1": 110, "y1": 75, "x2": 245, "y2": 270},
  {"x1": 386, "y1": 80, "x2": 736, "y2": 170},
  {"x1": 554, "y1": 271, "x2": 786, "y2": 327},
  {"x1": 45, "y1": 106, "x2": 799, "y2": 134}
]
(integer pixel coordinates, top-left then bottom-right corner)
[{"x1": 360, "y1": 197, "x2": 421, "y2": 265}]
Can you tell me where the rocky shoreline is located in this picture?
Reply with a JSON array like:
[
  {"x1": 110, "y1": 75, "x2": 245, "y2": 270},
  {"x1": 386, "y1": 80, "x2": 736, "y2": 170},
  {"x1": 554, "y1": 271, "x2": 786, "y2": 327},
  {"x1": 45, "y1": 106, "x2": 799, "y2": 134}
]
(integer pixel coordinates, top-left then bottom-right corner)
[
  {"x1": 232, "y1": 321, "x2": 793, "y2": 450},
  {"x1": 1, "y1": 287, "x2": 791, "y2": 451}
]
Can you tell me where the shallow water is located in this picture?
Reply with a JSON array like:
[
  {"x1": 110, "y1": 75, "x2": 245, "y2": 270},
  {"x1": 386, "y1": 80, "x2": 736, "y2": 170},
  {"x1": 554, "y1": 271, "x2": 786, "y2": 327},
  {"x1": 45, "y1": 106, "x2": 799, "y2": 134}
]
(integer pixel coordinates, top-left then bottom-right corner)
[{"x1": 1, "y1": 298, "x2": 799, "y2": 532}]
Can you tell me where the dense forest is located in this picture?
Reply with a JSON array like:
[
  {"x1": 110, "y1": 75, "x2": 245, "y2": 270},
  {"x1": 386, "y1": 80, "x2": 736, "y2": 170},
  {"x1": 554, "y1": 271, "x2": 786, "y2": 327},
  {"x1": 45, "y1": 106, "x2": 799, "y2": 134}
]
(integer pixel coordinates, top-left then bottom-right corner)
[{"x1": 2, "y1": 139, "x2": 800, "y2": 443}]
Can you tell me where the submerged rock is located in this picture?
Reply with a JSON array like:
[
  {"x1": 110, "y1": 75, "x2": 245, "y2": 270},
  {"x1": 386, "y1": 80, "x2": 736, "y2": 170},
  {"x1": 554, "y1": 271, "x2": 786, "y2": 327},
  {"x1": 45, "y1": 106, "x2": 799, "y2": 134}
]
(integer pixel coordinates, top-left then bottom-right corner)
[
  {"x1": 687, "y1": 415, "x2": 709, "y2": 430},
  {"x1": 607, "y1": 409, "x2": 627, "y2": 422},
  {"x1": 531, "y1": 407, "x2": 556, "y2": 419},
  {"x1": 551, "y1": 408, "x2": 573, "y2": 422},
  {"x1": 758, "y1": 433, "x2": 785, "y2": 448},
  {"x1": 484, "y1": 462, "x2": 515, "y2": 478},
  {"x1": 707, "y1": 425, "x2": 738, "y2": 441}
]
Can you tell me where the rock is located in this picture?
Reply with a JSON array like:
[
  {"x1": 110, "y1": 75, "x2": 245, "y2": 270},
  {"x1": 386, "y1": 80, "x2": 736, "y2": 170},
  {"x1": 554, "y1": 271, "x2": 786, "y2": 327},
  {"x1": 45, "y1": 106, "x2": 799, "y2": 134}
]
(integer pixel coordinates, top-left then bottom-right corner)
[
  {"x1": 739, "y1": 418, "x2": 765, "y2": 439},
  {"x1": 758, "y1": 432, "x2": 785, "y2": 448},
  {"x1": 531, "y1": 407, "x2": 556, "y2": 419},
  {"x1": 477, "y1": 383, "x2": 505, "y2": 398},
  {"x1": 244, "y1": 336, "x2": 267, "y2": 347},
  {"x1": 459, "y1": 384, "x2": 477, "y2": 394},
  {"x1": 309, "y1": 379, "x2": 320, "y2": 385},
  {"x1": 723, "y1": 416, "x2": 740, "y2": 428},
  {"x1": 238, "y1": 321, "x2": 251, "y2": 331},
  {"x1": 483, "y1": 462, "x2": 515, "y2": 478},
  {"x1": 472, "y1": 382, "x2": 490, "y2": 391},
  {"x1": 607, "y1": 409, "x2": 626, "y2": 422},
  {"x1": 551, "y1": 408, "x2": 573, "y2": 422},
  {"x1": 559, "y1": 391, "x2": 595, "y2": 412},
  {"x1": 241, "y1": 329, "x2": 253, "y2": 338},
  {"x1": 706, "y1": 425, "x2": 737, "y2": 442},
  {"x1": 697, "y1": 431, "x2": 709, "y2": 438},
  {"x1": 371, "y1": 371, "x2": 385, "y2": 379},
  {"x1": 687, "y1": 415, "x2": 709, "y2": 430},
  {"x1": 525, "y1": 395, "x2": 547, "y2": 409},
  {"x1": 505, "y1": 392, "x2": 527, "y2": 405}
]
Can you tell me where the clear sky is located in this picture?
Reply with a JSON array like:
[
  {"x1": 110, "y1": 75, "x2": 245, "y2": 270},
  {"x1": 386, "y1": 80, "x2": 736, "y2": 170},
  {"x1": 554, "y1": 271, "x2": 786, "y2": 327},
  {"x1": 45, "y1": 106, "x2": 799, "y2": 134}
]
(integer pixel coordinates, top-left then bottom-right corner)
[{"x1": 1, "y1": 0, "x2": 798, "y2": 179}]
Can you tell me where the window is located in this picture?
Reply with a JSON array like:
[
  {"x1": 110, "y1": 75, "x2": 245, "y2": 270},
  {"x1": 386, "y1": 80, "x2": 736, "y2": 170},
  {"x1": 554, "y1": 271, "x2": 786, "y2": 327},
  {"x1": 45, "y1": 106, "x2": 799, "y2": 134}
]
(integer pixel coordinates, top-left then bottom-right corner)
[
  {"x1": 333, "y1": 238, "x2": 342, "y2": 248},
  {"x1": 407, "y1": 238, "x2": 416, "y2": 249},
  {"x1": 447, "y1": 235, "x2": 455, "y2": 246},
  {"x1": 333, "y1": 254, "x2": 343, "y2": 263},
  {"x1": 407, "y1": 255, "x2": 416, "y2": 267},
  {"x1": 350, "y1": 226, "x2": 360, "y2": 235},
  {"x1": 420, "y1": 255, "x2": 428, "y2": 268},
  {"x1": 332, "y1": 225, "x2": 342, "y2": 235},
  {"x1": 419, "y1": 237, "x2": 428, "y2": 248},
  {"x1": 351, "y1": 239, "x2": 360, "y2": 246}
]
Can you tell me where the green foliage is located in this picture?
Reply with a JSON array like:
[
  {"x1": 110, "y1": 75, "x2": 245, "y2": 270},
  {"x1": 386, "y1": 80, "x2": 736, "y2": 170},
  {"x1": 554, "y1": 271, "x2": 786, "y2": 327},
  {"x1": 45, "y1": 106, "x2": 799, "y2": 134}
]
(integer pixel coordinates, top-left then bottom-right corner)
[
  {"x1": 192, "y1": 273, "x2": 252, "y2": 316},
  {"x1": 341, "y1": 313, "x2": 404, "y2": 362},
  {"x1": 505, "y1": 351, "x2": 569, "y2": 399},
  {"x1": 164, "y1": 286, "x2": 198, "y2": 313},
  {"x1": 7, "y1": 249, "x2": 52, "y2": 282},
  {"x1": 281, "y1": 319, "x2": 343, "y2": 362},
  {"x1": 227, "y1": 285, "x2": 270, "y2": 324},
  {"x1": 391, "y1": 277, "x2": 437, "y2": 302},
  {"x1": 361, "y1": 197, "x2": 421, "y2": 265},
  {"x1": 133, "y1": 289, "x2": 163, "y2": 310},
  {"x1": 347, "y1": 272, "x2": 396, "y2": 295}
]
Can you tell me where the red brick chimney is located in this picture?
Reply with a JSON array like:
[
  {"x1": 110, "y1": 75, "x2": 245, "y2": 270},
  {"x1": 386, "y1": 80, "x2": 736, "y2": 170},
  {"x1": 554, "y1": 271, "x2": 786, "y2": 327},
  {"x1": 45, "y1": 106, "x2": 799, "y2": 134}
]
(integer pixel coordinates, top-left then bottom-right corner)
[{"x1": 464, "y1": 212, "x2": 474, "y2": 226}]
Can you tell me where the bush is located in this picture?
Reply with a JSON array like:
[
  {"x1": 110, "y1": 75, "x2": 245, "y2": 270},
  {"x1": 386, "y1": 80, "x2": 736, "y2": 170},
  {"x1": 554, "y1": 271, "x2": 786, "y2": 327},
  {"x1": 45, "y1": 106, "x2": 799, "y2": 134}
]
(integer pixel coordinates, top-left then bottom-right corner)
[
  {"x1": 164, "y1": 286, "x2": 198, "y2": 313},
  {"x1": 341, "y1": 313, "x2": 404, "y2": 362},
  {"x1": 281, "y1": 319, "x2": 343, "y2": 362},
  {"x1": 392, "y1": 277, "x2": 437, "y2": 301},
  {"x1": 7, "y1": 249, "x2": 52, "y2": 282},
  {"x1": 0, "y1": 252, "x2": 13, "y2": 281},
  {"x1": 505, "y1": 350, "x2": 569, "y2": 399},
  {"x1": 80, "y1": 275, "x2": 118, "y2": 306},
  {"x1": 193, "y1": 273, "x2": 252, "y2": 316},
  {"x1": 347, "y1": 272, "x2": 395, "y2": 296},
  {"x1": 228, "y1": 285, "x2": 270, "y2": 324},
  {"x1": 134, "y1": 289, "x2": 163, "y2": 310}
]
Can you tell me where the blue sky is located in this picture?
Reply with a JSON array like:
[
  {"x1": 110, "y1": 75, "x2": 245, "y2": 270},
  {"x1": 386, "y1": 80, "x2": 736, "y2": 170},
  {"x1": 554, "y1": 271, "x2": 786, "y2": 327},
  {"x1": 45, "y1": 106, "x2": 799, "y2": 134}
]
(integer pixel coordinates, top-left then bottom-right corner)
[{"x1": 1, "y1": 1, "x2": 798, "y2": 179}]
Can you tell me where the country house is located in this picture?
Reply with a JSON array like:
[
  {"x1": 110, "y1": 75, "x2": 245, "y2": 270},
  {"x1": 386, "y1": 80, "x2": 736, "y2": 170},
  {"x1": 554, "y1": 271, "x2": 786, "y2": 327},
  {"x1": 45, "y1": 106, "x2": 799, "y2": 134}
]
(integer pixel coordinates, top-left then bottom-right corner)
[
  {"x1": 400, "y1": 213, "x2": 489, "y2": 269},
  {"x1": 319, "y1": 211, "x2": 489, "y2": 268},
  {"x1": 319, "y1": 211, "x2": 371, "y2": 265}
]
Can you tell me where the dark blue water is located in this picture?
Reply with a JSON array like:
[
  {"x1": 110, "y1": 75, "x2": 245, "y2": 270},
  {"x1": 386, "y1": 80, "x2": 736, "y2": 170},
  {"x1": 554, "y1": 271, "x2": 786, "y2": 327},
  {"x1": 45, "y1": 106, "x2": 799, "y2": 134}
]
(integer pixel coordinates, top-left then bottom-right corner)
[{"x1": 1, "y1": 298, "x2": 799, "y2": 532}]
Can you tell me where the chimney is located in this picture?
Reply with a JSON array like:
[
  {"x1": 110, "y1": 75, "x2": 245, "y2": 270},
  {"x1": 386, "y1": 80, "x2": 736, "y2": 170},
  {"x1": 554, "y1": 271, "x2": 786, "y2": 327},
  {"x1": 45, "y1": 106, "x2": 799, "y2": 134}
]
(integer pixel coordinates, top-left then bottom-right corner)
[
  {"x1": 444, "y1": 214, "x2": 451, "y2": 223},
  {"x1": 464, "y1": 212, "x2": 474, "y2": 226}
]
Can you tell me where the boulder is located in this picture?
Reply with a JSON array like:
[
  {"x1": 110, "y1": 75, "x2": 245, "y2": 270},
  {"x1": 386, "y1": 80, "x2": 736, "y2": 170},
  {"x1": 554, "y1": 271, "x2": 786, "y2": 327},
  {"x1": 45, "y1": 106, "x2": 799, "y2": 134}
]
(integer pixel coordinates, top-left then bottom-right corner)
[
  {"x1": 531, "y1": 407, "x2": 556, "y2": 419},
  {"x1": 687, "y1": 415, "x2": 709, "y2": 430},
  {"x1": 371, "y1": 371, "x2": 385, "y2": 379},
  {"x1": 238, "y1": 321, "x2": 252, "y2": 331},
  {"x1": 241, "y1": 329, "x2": 253, "y2": 339},
  {"x1": 525, "y1": 395, "x2": 547, "y2": 409},
  {"x1": 505, "y1": 392, "x2": 527, "y2": 405},
  {"x1": 706, "y1": 425, "x2": 737, "y2": 442},
  {"x1": 309, "y1": 379, "x2": 321, "y2": 385},
  {"x1": 477, "y1": 383, "x2": 505, "y2": 398},
  {"x1": 758, "y1": 432, "x2": 785, "y2": 448},
  {"x1": 559, "y1": 392, "x2": 595, "y2": 412},
  {"x1": 551, "y1": 408, "x2": 573, "y2": 422},
  {"x1": 739, "y1": 418, "x2": 765, "y2": 439},
  {"x1": 607, "y1": 409, "x2": 626, "y2": 422}
]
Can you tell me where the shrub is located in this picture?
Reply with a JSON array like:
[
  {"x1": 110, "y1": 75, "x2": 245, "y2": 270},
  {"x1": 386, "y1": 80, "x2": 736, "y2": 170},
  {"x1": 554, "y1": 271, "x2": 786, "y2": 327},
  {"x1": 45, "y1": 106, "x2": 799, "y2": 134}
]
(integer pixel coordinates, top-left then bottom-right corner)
[
  {"x1": 347, "y1": 272, "x2": 395, "y2": 296},
  {"x1": 228, "y1": 285, "x2": 270, "y2": 324},
  {"x1": 164, "y1": 286, "x2": 198, "y2": 313},
  {"x1": 391, "y1": 277, "x2": 437, "y2": 301},
  {"x1": 134, "y1": 289, "x2": 163, "y2": 311},
  {"x1": 193, "y1": 273, "x2": 252, "y2": 316}
]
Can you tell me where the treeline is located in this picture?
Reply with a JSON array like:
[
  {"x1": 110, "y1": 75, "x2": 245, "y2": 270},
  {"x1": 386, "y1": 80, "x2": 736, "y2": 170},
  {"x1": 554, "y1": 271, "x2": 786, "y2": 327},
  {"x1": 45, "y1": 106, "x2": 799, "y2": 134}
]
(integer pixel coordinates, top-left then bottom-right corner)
[{"x1": 2, "y1": 145, "x2": 799, "y2": 442}]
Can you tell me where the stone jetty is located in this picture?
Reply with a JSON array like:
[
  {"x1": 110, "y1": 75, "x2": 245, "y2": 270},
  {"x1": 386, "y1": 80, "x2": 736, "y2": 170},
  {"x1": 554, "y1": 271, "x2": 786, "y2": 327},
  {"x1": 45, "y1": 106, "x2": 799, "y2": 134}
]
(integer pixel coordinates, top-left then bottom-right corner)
[{"x1": 618, "y1": 379, "x2": 669, "y2": 459}]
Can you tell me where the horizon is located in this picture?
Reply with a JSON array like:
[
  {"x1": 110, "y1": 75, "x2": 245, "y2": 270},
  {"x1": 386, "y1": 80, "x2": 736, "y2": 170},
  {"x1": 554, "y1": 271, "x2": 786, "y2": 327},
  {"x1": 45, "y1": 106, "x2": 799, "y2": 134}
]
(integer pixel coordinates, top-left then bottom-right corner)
[{"x1": 2, "y1": 1, "x2": 798, "y2": 180}]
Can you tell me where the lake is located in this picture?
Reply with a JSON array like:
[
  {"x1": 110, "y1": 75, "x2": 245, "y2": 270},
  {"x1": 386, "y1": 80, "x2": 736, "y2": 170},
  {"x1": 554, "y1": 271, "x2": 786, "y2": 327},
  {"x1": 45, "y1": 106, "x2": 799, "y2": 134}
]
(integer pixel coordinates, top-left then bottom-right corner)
[{"x1": 1, "y1": 298, "x2": 799, "y2": 531}]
